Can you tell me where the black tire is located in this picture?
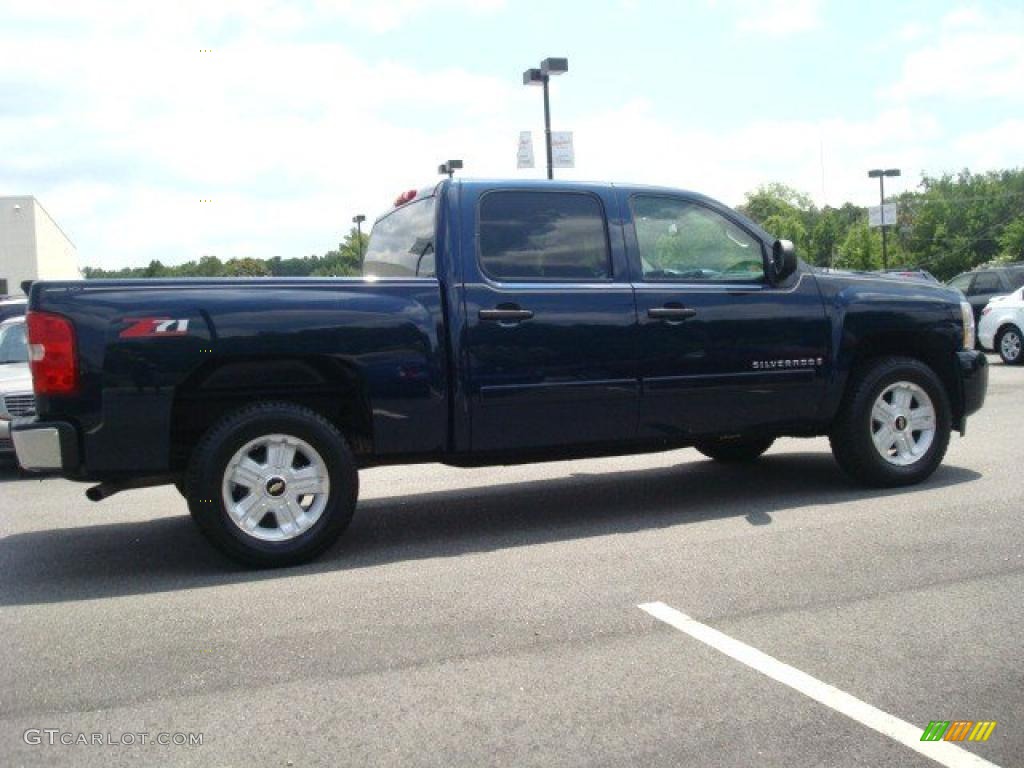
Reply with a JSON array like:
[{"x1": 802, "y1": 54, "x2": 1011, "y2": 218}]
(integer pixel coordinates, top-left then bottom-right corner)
[
  {"x1": 996, "y1": 325, "x2": 1023, "y2": 365},
  {"x1": 829, "y1": 356, "x2": 951, "y2": 488},
  {"x1": 185, "y1": 402, "x2": 358, "y2": 567},
  {"x1": 695, "y1": 436, "x2": 774, "y2": 463}
]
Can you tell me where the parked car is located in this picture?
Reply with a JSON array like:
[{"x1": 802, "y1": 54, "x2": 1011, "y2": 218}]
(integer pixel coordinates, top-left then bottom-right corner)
[
  {"x1": 978, "y1": 286, "x2": 1024, "y2": 365},
  {"x1": 0, "y1": 317, "x2": 35, "y2": 456},
  {"x1": 0, "y1": 297, "x2": 28, "y2": 323},
  {"x1": 876, "y1": 268, "x2": 940, "y2": 284},
  {"x1": 947, "y1": 264, "x2": 1024, "y2": 326},
  {"x1": 12, "y1": 178, "x2": 988, "y2": 567}
]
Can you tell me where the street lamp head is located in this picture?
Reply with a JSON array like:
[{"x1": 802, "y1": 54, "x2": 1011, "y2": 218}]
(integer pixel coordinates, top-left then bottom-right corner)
[
  {"x1": 522, "y1": 68, "x2": 544, "y2": 86},
  {"x1": 447, "y1": 159, "x2": 463, "y2": 170},
  {"x1": 884, "y1": 168, "x2": 901, "y2": 177},
  {"x1": 540, "y1": 57, "x2": 568, "y2": 76},
  {"x1": 352, "y1": 214, "x2": 365, "y2": 224},
  {"x1": 868, "y1": 169, "x2": 884, "y2": 178}
]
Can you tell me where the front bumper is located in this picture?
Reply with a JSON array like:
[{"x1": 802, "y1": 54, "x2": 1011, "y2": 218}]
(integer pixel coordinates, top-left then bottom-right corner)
[
  {"x1": 955, "y1": 349, "x2": 988, "y2": 431},
  {"x1": 11, "y1": 419, "x2": 79, "y2": 473}
]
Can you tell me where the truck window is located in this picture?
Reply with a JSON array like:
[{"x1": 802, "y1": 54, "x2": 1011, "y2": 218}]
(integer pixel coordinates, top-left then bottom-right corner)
[
  {"x1": 948, "y1": 274, "x2": 973, "y2": 292},
  {"x1": 363, "y1": 197, "x2": 437, "y2": 278},
  {"x1": 632, "y1": 196, "x2": 763, "y2": 282},
  {"x1": 0, "y1": 321, "x2": 28, "y2": 364},
  {"x1": 479, "y1": 191, "x2": 610, "y2": 281},
  {"x1": 969, "y1": 271, "x2": 1000, "y2": 295}
]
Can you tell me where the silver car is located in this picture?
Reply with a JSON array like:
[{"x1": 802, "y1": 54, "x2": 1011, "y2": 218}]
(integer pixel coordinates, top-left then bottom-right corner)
[{"x1": 0, "y1": 317, "x2": 36, "y2": 456}]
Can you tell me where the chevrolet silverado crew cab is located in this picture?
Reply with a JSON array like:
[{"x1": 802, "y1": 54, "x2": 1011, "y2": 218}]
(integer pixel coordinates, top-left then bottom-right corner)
[{"x1": 13, "y1": 179, "x2": 988, "y2": 566}]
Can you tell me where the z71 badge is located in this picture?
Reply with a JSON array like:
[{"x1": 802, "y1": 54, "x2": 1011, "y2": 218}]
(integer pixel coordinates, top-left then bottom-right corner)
[{"x1": 119, "y1": 317, "x2": 191, "y2": 338}]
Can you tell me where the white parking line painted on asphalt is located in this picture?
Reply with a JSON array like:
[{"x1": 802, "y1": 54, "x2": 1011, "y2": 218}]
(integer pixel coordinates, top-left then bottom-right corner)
[{"x1": 638, "y1": 601, "x2": 1002, "y2": 768}]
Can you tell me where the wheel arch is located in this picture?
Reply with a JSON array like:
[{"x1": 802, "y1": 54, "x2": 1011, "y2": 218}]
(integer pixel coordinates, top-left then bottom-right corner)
[
  {"x1": 826, "y1": 330, "x2": 963, "y2": 430},
  {"x1": 169, "y1": 355, "x2": 373, "y2": 472}
]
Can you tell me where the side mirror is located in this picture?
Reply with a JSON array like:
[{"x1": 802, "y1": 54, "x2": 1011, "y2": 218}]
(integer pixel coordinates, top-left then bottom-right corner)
[{"x1": 769, "y1": 239, "x2": 798, "y2": 284}]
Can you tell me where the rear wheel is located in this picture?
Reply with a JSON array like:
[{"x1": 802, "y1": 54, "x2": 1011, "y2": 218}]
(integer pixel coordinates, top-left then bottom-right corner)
[
  {"x1": 829, "y1": 357, "x2": 950, "y2": 487},
  {"x1": 997, "y1": 325, "x2": 1023, "y2": 365},
  {"x1": 186, "y1": 402, "x2": 358, "y2": 567},
  {"x1": 695, "y1": 436, "x2": 774, "y2": 463}
]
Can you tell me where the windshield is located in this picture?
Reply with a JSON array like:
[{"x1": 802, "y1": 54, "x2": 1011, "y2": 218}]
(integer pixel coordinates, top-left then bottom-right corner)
[
  {"x1": 0, "y1": 322, "x2": 28, "y2": 364},
  {"x1": 362, "y1": 197, "x2": 437, "y2": 278}
]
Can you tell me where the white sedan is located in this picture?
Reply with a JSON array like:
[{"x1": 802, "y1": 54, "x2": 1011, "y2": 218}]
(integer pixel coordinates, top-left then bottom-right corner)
[
  {"x1": 0, "y1": 317, "x2": 36, "y2": 456},
  {"x1": 979, "y1": 286, "x2": 1024, "y2": 365}
]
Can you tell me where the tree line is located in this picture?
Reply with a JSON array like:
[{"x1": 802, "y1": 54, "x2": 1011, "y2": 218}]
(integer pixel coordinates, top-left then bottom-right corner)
[
  {"x1": 737, "y1": 168, "x2": 1024, "y2": 279},
  {"x1": 82, "y1": 168, "x2": 1024, "y2": 282},
  {"x1": 81, "y1": 227, "x2": 367, "y2": 279}
]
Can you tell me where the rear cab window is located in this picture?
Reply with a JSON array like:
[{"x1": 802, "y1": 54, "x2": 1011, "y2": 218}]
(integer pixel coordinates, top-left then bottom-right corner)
[
  {"x1": 478, "y1": 191, "x2": 610, "y2": 281},
  {"x1": 363, "y1": 195, "x2": 437, "y2": 278}
]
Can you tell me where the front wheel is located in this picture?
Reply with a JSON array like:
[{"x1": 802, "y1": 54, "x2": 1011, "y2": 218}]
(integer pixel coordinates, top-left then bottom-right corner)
[
  {"x1": 829, "y1": 357, "x2": 951, "y2": 487},
  {"x1": 997, "y1": 325, "x2": 1023, "y2": 365},
  {"x1": 186, "y1": 402, "x2": 358, "y2": 567}
]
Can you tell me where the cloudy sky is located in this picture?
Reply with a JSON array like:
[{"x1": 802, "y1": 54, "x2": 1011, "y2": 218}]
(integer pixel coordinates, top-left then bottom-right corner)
[{"x1": 1, "y1": 0, "x2": 1022, "y2": 269}]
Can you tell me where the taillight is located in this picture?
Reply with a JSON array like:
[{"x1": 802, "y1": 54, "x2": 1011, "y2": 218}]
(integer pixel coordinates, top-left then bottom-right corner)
[{"x1": 27, "y1": 310, "x2": 78, "y2": 395}]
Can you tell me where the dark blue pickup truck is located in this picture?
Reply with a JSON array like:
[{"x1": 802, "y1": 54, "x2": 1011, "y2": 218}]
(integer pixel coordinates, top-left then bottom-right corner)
[{"x1": 13, "y1": 179, "x2": 988, "y2": 566}]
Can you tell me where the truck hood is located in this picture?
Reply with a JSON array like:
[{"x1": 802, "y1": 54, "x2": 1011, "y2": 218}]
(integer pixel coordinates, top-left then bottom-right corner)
[
  {"x1": 812, "y1": 270, "x2": 961, "y2": 303},
  {"x1": 0, "y1": 362, "x2": 33, "y2": 390}
]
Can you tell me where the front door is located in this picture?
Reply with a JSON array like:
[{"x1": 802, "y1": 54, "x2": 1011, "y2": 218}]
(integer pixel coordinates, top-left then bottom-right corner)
[
  {"x1": 623, "y1": 192, "x2": 829, "y2": 439},
  {"x1": 463, "y1": 187, "x2": 639, "y2": 453}
]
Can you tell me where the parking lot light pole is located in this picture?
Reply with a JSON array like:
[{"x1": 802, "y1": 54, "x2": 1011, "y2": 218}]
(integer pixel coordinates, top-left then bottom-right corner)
[
  {"x1": 868, "y1": 168, "x2": 900, "y2": 269},
  {"x1": 352, "y1": 214, "x2": 366, "y2": 264},
  {"x1": 523, "y1": 57, "x2": 568, "y2": 180},
  {"x1": 438, "y1": 159, "x2": 463, "y2": 180}
]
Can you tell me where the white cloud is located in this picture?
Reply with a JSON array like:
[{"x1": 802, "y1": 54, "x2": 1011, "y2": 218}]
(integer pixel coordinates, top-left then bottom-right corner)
[
  {"x1": 732, "y1": 0, "x2": 823, "y2": 36},
  {"x1": 883, "y1": 6, "x2": 1024, "y2": 102},
  {"x1": 953, "y1": 120, "x2": 1024, "y2": 171},
  {"x1": 1, "y1": 1, "x2": 1020, "y2": 269},
  {"x1": 555, "y1": 101, "x2": 940, "y2": 208}
]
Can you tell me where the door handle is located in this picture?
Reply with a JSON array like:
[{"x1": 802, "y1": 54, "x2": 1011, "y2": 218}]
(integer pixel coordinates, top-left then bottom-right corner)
[
  {"x1": 648, "y1": 306, "x2": 697, "y2": 320},
  {"x1": 479, "y1": 308, "x2": 534, "y2": 322}
]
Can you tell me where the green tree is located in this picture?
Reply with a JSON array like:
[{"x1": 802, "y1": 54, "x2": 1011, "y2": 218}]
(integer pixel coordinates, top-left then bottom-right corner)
[
  {"x1": 998, "y1": 218, "x2": 1024, "y2": 262},
  {"x1": 835, "y1": 221, "x2": 882, "y2": 271},
  {"x1": 311, "y1": 227, "x2": 368, "y2": 277},
  {"x1": 738, "y1": 183, "x2": 815, "y2": 261},
  {"x1": 222, "y1": 257, "x2": 270, "y2": 277},
  {"x1": 898, "y1": 169, "x2": 1024, "y2": 279},
  {"x1": 193, "y1": 255, "x2": 225, "y2": 276}
]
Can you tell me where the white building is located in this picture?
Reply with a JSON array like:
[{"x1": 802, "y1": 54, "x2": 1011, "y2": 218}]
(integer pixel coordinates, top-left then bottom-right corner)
[{"x1": 0, "y1": 196, "x2": 79, "y2": 297}]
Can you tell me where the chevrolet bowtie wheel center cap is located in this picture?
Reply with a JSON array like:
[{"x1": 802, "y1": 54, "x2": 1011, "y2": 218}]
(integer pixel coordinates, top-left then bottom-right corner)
[{"x1": 266, "y1": 477, "x2": 287, "y2": 497}]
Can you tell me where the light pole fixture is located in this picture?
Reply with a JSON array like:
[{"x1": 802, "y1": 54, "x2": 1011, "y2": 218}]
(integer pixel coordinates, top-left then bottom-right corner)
[
  {"x1": 352, "y1": 214, "x2": 366, "y2": 264},
  {"x1": 522, "y1": 57, "x2": 568, "y2": 180},
  {"x1": 438, "y1": 159, "x2": 463, "y2": 179},
  {"x1": 867, "y1": 168, "x2": 900, "y2": 269}
]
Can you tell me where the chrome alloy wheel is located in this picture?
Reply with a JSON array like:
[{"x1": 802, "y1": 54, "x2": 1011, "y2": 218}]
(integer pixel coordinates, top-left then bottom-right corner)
[
  {"x1": 221, "y1": 434, "x2": 331, "y2": 542},
  {"x1": 1001, "y1": 329, "x2": 1022, "y2": 362},
  {"x1": 870, "y1": 381, "x2": 936, "y2": 467}
]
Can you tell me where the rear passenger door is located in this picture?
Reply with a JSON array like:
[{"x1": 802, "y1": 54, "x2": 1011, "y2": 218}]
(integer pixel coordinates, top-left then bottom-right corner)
[{"x1": 462, "y1": 187, "x2": 639, "y2": 453}]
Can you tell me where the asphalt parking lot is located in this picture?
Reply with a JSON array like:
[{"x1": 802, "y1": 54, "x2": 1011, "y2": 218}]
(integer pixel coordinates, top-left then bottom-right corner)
[{"x1": 1, "y1": 357, "x2": 1021, "y2": 768}]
